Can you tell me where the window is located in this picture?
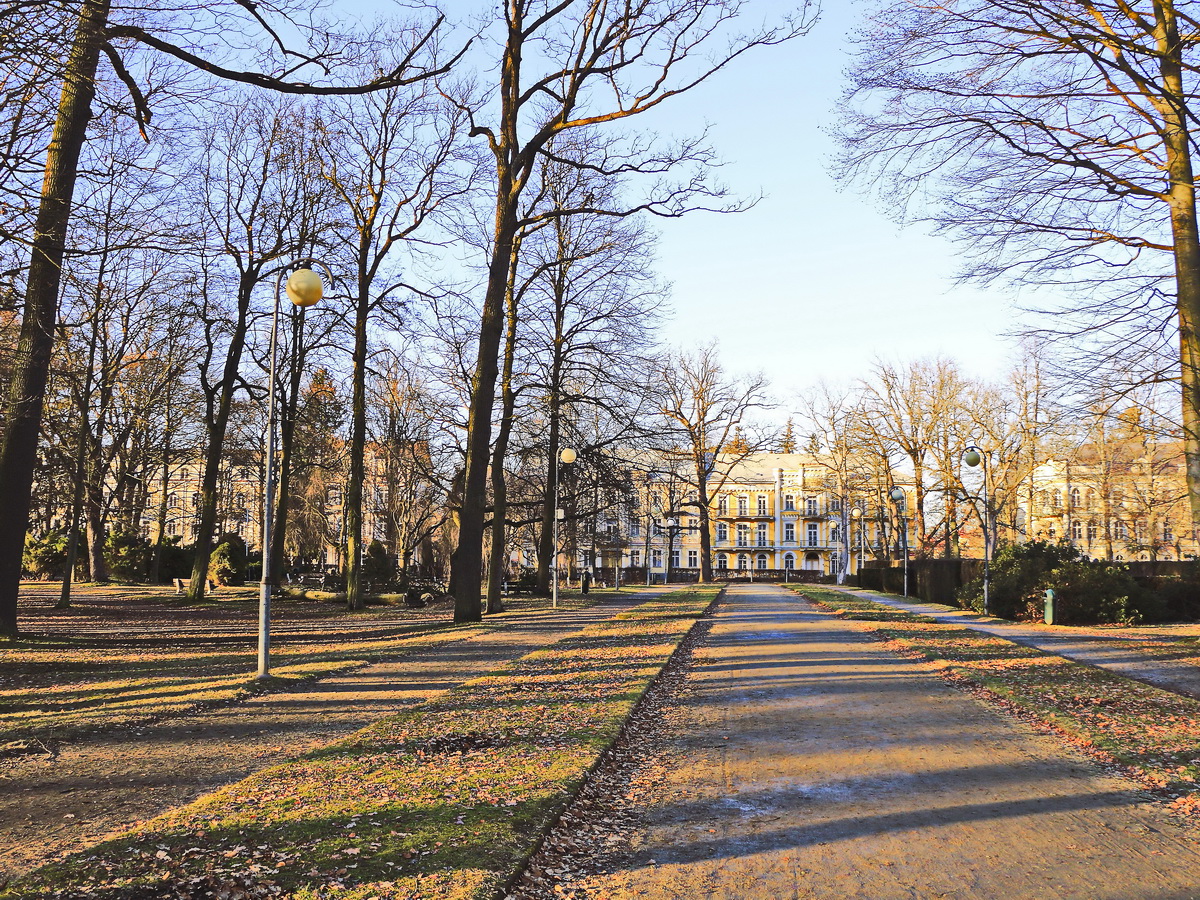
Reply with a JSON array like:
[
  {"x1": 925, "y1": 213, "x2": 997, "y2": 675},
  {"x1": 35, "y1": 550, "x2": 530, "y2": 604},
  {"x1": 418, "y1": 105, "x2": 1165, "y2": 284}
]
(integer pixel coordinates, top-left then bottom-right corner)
[
  {"x1": 1164, "y1": 521, "x2": 1175, "y2": 542},
  {"x1": 757, "y1": 495, "x2": 768, "y2": 516},
  {"x1": 651, "y1": 549, "x2": 663, "y2": 567},
  {"x1": 1047, "y1": 526, "x2": 1057, "y2": 540},
  {"x1": 167, "y1": 521, "x2": 178, "y2": 537},
  {"x1": 830, "y1": 551, "x2": 841, "y2": 573},
  {"x1": 1087, "y1": 520, "x2": 1097, "y2": 542},
  {"x1": 783, "y1": 552, "x2": 795, "y2": 570},
  {"x1": 688, "y1": 550, "x2": 698, "y2": 568},
  {"x1": 1070, "y1": 488, "x2": 1081, "y2": 508},
  {"x1": 756, "y1": 553, "x2": 768, "y2": 570},
  {"x1": 717, "y1": 523, "x2": 729, "y2": 542},
  {"x1": 167, "y1": 492, "x2": 178, "y2": 509},
  {"x1": 830, "y1": 497, "x2": 842, "y2": 512},
  {"x1": 630, "y1": 549, "x2": 641, "y2": 566},
  {"x1": 830, "y1": 524, "x2": 841, "y2": 544},
  {"x1": 737, "y1": 496, "x2": 748, "y2": 516},
  {"x1": 1052, "y1": 489, "x2": 1062, "y2": 509},
  {"x1": 784, "y1": 522, "x2": 795, "y2": 543},
  {"x1": 716, "y1": 552, "x2": 728, "y2": 570},
  {"x1": 606, "y1": 521, "x2": 618, "y2": 537},
  {"x1": 1115, "y1": 520, "x2": 1127, "y2": 540},
  {"x1": 631, "y1": 521, "x2": 641, "y2": 538},
  {"x1": 736, "y1": 524, "x2": 750, "y2": 546},
  {"x1": 671, "y1": 549, "x2": 680, "y2": 568},
  {"x1": 1086, "y1": 490, "x2": 1098, "y2": 510},
  {"x1": 1071, "y1": 520, "x2": 1083, "y2": 541},
  {"x1": 806, "y1": 498, "x2": 819, "y2": 516},
  {"x1": 191, "y1": 492, "x2": 201, "y2": 508},
  {"x1": 756, "y1": 523, "x2": 768, "y2": 546},
  {"x1": 737, "y1": 553, "x2": 749, "y2": 570},
  {"x1": 718, "y1": 496, "x2": 728, "y2": 515},
  {"x1": 807, "y1": 523, "x2": 819, "y2": 546},
  {"x1": 1136, "y1": 520, "x2": 1147, "y2": 542},
  {"x1": 784, "y1": 494, "x2": 795, "y2": 511}
]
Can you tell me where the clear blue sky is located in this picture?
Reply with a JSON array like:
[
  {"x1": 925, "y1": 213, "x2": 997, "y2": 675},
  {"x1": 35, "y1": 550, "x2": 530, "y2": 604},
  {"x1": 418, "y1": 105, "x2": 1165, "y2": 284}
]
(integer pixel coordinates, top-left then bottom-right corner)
[{"x1": 635, "y1": 3, "x2": 1022, "y2": 398}]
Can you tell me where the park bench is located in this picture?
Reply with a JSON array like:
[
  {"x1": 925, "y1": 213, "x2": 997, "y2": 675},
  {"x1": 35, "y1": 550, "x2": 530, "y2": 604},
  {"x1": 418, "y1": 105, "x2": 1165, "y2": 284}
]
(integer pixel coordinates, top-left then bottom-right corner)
[{"x1": 173, "y1": 578, "x2": 217, "y2": 594}]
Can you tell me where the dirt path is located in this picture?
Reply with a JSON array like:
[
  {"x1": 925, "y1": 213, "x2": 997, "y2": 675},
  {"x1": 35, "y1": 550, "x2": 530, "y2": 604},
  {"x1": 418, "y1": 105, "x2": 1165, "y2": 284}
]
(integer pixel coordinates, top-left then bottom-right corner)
[
  {"x1": 834, "y1": 585, "x2": 1200, "y2": 699},
  {"x1": 0, "y1": 591, "x2": 657, "y2": 882},
  {"x1": 516, "y1": 583, "x2": 1200, "y2": 900}
]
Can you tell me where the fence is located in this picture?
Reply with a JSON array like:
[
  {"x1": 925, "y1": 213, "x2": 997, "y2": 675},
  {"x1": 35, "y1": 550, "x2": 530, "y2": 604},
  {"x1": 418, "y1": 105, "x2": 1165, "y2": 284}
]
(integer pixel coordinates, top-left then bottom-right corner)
[{"x1": 857, "y1": 558, "x2": 983, "y2": 606}]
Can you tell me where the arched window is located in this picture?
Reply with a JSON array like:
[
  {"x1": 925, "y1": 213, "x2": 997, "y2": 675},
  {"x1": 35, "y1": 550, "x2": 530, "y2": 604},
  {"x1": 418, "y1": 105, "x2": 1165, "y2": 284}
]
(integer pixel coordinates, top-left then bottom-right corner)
[
  {"x1": 783, "y1": 552, "x2": 795, "y2": 570},
  {"x1": 167, "y1": 492, "x2": 178, "y2": 509},
  {"x1": 737, "y1": 553, "x2": 749, "y2": 570},
  {"x1": 1086, "y1": 490, "x2": 1098, "y2": 509},
  {"x1": 1071, "y1": 520, "x2": 1083, "y2": 541},
  {"x1": 1070, "y1": 488, "x2": 1081, "y2": 508},
  {"x1": 830, "y1": 550, "x2": 840, "y2": 574},
  {"x1": 756, "y1": 553, "x2": 768, "y2": 570},
  {"x1": 716, "y1": 552, "x2": 728, "y2": 569},
  {"x1": 1086, "y1": 520, "x2": 1098, "y2": 542}
]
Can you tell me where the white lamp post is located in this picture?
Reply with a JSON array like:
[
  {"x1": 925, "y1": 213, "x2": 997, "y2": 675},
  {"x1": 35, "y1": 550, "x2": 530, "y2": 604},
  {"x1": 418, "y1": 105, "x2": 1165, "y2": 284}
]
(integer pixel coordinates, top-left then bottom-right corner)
[
  {"x1": 963, "y1": 445, "x2": 992, "y2": 616},
  {"x1": 553, "y1": 447, "x2": 576, "y2": 609},
  {"x1": 889, "y1": 487, "x2": 909, "y2": 597},
  {"x1": 259, "y1": 263, "x2": 327, "y2": 679}
]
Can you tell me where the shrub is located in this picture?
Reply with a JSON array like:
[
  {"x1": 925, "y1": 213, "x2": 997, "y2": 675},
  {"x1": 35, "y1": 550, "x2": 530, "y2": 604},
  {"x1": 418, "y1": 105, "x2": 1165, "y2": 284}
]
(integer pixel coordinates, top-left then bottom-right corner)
[
  {"x1": 23, "y1": 529, "x2": 72, "y2": 579},
  {"x1": 104, "y1": 529, "x2": 152, "y2": 581},
  {"x1": 1044, "y1": 559, "x2": 1158, "y2": 625},
  {"x1": 361, "y1": 540, "x2": 395, "y2": 586},
  {"x1": 957, "y1": 540, "x2": 1083, "y2": 619},
  {"x1": 208, "y1": 533, "x2": 248, "y2": 586}
]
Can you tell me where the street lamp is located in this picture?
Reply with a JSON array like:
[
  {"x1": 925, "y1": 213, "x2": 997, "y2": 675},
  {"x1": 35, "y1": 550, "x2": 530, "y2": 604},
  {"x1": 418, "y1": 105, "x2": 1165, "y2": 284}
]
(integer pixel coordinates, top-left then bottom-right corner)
[
  {"x1": 963, "y1": 445, "x2": 992, "y2": 616},
  {"x1": 889, "y1": 487, "x2": 909, "y2": 597},
  {"x1": 259, "y1": 262, "x2": 328, "y2": 679},
  {"x1": 553, "y1": 447, "x2": 576, "y2": 609},
  {"x1": 850, "y1": 505, "x2": 864, "y2": 580}
]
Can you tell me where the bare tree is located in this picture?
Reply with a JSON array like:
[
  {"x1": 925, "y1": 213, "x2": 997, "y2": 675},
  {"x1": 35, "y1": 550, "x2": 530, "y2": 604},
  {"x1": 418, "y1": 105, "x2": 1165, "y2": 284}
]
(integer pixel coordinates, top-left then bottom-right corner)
[
  {"x1": 655, "y1": 343, "x2": 771, "y2": 582},
  {"x1": 838, "y1": 0, "x2": 1200, "y2": 540},
  {"x1": 446, "y1": 0, "x2": 813, "y2": 622}
]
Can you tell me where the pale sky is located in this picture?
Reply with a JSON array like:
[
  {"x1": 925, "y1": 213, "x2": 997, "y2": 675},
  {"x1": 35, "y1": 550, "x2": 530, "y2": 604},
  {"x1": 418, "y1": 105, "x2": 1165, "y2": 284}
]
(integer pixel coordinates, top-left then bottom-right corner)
[{"x1": 641, "y1": 2, "x2": 1022, "y2": 399}]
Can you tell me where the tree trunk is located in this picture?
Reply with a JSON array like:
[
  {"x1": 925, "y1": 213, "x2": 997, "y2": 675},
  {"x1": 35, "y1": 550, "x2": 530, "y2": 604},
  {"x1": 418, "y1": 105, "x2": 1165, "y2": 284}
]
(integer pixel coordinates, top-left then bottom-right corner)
[
  {"x1": 1156, "y1": 2, "x2": 1200, "y2": 534},
  {"x1": 344, "y1": 286, "x2": 370, "y2": 611},
  {"x1": 0, "y1": 0, "x2": 110, "y2": 637},
  {"x1": 188, "y1": 273, "x2": 256, "y2": 601},
  {"x1": 453, "y1": 182, "x2": 520, "y2": 622}
]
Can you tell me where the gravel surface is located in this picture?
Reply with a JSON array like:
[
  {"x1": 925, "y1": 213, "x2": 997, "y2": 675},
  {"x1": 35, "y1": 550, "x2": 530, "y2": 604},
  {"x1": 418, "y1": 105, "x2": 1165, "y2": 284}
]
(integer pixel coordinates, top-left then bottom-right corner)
[{"x1": 511, "y1": 583, "x2": 1200, "y2": 900}]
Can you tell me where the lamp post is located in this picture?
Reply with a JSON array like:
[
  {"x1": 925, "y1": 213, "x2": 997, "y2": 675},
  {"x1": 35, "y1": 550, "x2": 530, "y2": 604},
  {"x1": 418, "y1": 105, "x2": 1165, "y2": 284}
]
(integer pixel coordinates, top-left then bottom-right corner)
[
  {"x1": 889, "y1": 487, "x2": 909, "y2": 597},
  {"x1": 553, "y1": 447, "x2": 576, "y2": 608},
  {"x1": 259, "y1": 263, "x2": 327, "y2": 679},
  {"x1": 963, "y1": 445, "x2": 992, "y2": 616},
  {"x1": 851, "y1": 505, "x2": 863, "y2": 580}
]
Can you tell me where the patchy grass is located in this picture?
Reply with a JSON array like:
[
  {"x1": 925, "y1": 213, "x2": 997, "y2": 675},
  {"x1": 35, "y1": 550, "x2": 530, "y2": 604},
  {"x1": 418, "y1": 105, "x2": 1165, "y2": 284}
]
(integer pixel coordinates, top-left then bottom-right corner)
[
  {"x1": 0, "y1": 585, "x2": 635, "y2": 746},
  {"x1": 795, "y1": 585, "x2": 1200, "y2": 816},
  {"x1": 6, "y1": 585, "x2": 721, "y2": 900}
]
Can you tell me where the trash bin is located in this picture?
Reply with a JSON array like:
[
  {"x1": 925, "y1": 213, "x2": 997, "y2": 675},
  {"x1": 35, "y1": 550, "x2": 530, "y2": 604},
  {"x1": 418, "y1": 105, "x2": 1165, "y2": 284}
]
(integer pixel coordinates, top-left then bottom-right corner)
[{"x1": 1044, "y1": 588, "x2": 1056, "y2": 625}]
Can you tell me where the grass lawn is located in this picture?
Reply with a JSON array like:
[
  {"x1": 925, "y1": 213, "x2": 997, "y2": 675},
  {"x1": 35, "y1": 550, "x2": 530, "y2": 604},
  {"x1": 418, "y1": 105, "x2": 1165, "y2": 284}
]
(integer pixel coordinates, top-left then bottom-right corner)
[
  {"x1": 794, "y1": 585, "x2": 1200, "y2": 817},
  {"x1": 0, "y1": 586, "x2": 620, "y2": 747},
  {"x1": 5, "y1": 585, "x2": 721, "y2": 900}
]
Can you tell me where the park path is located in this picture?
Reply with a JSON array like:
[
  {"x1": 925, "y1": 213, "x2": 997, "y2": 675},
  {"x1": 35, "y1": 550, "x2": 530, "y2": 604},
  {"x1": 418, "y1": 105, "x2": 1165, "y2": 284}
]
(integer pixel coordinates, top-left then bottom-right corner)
[
  {"x1": 0, "y1": 590, "x2": 661, "y2": 881},
  {"x1": 557, "y1": 583, "x2": 1200, "y2": 900},
  {"x1": 829, "y1": 584, "x2": 1200, "y2": 700}
]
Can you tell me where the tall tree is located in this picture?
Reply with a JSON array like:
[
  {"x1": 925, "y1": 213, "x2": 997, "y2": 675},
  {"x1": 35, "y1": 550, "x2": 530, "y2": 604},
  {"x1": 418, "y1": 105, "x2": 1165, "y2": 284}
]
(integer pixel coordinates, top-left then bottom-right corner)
[
  {"x1": 446, "y1": 0, "x2": 812, "y2": 622},
  {"x1": 839, "y1": 0, "x2": 1200, "y2": 541}
]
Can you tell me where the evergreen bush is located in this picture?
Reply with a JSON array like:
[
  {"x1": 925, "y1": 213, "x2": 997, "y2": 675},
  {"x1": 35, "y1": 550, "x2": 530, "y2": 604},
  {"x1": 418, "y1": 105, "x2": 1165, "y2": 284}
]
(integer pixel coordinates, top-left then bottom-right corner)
[{"x1": 209, "y1": 533, "x2": 248, "y2": 586}]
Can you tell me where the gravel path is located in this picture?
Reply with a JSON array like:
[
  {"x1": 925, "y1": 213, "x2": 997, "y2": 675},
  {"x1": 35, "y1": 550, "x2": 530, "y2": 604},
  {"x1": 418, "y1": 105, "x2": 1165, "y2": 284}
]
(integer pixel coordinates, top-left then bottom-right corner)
[
  {"x1": 522, "y1": 583, "x2": 1200, "y2": 900},
  {"x1": 833, "y1": 585, "x2": 1200, "y2": 699},
  {"x1": 0, "y1": 591, "x2": 659, "y2": 881}
]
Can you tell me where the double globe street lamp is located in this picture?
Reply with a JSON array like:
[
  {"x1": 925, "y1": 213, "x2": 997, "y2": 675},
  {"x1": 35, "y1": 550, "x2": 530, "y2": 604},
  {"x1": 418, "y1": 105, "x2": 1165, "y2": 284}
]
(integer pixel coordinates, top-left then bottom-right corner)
[{"x1": 259, "y1": 263, "x2": 329, "y2": 679}]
